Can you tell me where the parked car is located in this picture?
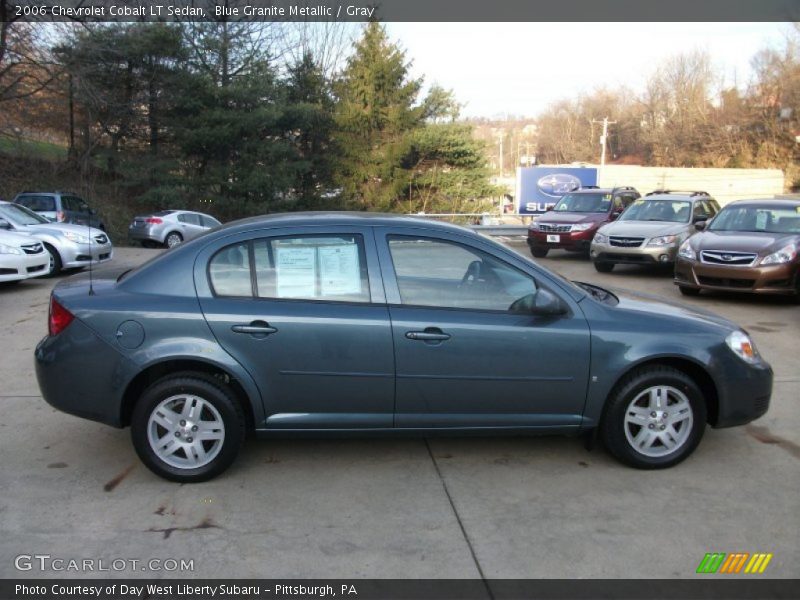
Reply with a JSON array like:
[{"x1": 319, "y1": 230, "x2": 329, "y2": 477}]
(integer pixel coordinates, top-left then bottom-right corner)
[
  {"x1": 590, "y1": 191, "x2": 720, "y2": 272},
  {"x1": 674, "y1": 198, "x2": 800, "y2": 298},
  {"x1": 0, "y1": 229, "x2": 49, "y2": 283},
  {"x1": 0, "y1": 201, "x2": 113, "y2": 275},
  {"x1": 35, "y1": 213, "x2": 772, "y2": 482},
  {"x1": 13, "y1": 192, "x2": 106, "y2": 230},
  {"x1": 527, "y1": 186, "x2": 640, "y2": 258},
  {"x1": 128, "y1": 210, "x2": 222, "y2": 248}
]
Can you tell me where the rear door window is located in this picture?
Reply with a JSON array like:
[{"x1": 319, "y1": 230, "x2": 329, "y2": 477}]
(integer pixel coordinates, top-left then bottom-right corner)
[{"x1": 178, "y1": 213, "x2": 202, "y2": 226}]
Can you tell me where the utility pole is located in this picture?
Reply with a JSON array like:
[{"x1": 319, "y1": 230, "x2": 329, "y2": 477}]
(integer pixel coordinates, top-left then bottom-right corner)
[
  {"x1": 592, "y1": 116, "x2": 616, "y2": 183},
  {"x1": 498, "y1": 134, "x2": 504, "y2": 177}
]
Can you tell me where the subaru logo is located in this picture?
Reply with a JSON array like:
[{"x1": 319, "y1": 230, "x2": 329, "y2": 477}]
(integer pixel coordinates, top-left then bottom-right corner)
[
  {"x1": 536, "y1": 173, "x2": 582, "y2": 197},
  {"x1": 722, "y1": 254, "x2": 733, "y2": 261}
]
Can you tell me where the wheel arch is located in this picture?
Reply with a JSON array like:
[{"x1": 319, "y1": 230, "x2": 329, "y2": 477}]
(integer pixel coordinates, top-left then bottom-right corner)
[
  {"x1": 604, "y1": 356, "x2": 720, "y2": 426},
  {"x1": 120, "y1": 359, "x2": 256, "y2": 431},
  {"x1": 164, "y1": 230, "x2": 183, "y2": 245}
]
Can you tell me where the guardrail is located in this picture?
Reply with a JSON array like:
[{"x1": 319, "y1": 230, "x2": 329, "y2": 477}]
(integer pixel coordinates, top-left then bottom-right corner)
[{"x1": 407, "y1": 212, "x2": 531, "y2": 237}]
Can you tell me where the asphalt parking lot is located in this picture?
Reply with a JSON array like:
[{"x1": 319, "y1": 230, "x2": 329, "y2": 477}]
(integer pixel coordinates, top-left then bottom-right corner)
[{"x1": 0, "y1": 242, "x2": 798, "y2": 580}]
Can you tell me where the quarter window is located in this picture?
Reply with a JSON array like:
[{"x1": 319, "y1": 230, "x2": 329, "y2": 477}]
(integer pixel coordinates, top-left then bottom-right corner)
[{"x1": 388, "y1": 236, "x2": 536, "y2": 311}]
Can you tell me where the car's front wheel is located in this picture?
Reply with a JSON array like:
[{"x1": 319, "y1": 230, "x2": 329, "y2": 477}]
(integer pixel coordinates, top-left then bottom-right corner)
[
  {"x1": 44, "y1": 243, "x2": 62, "y2": 276},
  {"x1": 600, "y1": 365, "x2": 706, "y2": 469},
  {"x1": 530, "y1": 245, "x2": 548, "y2": 258},
  {"x1": 131, "y1": 372, "x2": 245, "y2": 482},
  {"x1": 594, "y1": 260, "x2": 614, "y2": 273}
]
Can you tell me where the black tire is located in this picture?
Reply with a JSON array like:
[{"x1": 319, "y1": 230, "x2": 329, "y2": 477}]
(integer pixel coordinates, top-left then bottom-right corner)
[
  {"x1": 600, "y1": 365, "x2": 707, "y2": 469},
  {"x1": 678, "y1": 285, "x2": 701, "y2": 297},
  {"x1": 594, "y1": 261, "x2": 614, "y2": 273},
  {"x1": 44, "y1": 243, "x2": 62, "y2": 276},
  {"x1": 164, "y1": 232, "x2": 183, "y2": 248},
  {"x1": 530, "y1": 245, "x2": 548, "y2": 258},
  {"x1": 131, "y1": 371, "x2": 246, "y2": 483}
]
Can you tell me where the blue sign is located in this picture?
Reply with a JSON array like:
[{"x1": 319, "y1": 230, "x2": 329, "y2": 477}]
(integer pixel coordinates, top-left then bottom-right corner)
[{"x1": 517, "y1": 167, "x2": 598, "y2": 214}]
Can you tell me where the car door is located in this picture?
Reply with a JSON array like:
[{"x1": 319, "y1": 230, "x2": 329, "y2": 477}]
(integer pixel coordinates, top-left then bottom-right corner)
[
  {"x1": 376, "y1": 228, "x2": 591, "y2": 430},
  {"x1": 195, "y1": 226, "x2": 395, "y2": 430},
  {"x1": 178, "y1": 213, "x2": 205, "y2": 240}
]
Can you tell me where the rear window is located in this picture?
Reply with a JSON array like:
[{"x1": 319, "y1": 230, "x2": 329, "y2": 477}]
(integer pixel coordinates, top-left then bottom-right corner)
[{"x1": 17, "y1": 195, "x2": 55, "y2": 212}]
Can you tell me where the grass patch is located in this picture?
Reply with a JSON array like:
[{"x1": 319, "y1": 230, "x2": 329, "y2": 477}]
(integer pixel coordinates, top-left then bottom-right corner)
[{"x1": 0, "y1": 136, "x2": 68, "y2": 161}]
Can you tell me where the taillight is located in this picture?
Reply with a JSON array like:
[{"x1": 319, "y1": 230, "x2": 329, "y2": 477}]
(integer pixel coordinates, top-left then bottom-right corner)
[
  {"x1": 145, "y1": 217, "x2": 163, "y2": 225},
  {"x1": 56, "y1": 211, "x2": 66, "y2": 222},
  {"x1": 49, "y1": 296, "x2": 74, "y2": 336}
]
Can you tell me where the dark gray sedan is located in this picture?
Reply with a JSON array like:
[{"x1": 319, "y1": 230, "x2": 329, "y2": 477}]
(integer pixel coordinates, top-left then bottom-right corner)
[{"x1": 35, "y1": 213, "x2": 772, "y2": 482}]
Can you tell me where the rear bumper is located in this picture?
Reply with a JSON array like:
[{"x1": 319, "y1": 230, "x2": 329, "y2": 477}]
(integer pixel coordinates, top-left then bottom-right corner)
[
  {"x1": 35, "y1": 320, "x2": 134, "y2": 427},
  {"x1": 128, "y1": 227, "x2": 162, "y2": 244},
  {"x1": 675, "y1": 258, "x2": 799, "y2": 295}
]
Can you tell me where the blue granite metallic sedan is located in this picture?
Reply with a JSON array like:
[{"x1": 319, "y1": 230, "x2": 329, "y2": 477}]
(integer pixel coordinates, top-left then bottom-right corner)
[{"x1": 35, "y1": 213, "x2": 772, "y2": 482}]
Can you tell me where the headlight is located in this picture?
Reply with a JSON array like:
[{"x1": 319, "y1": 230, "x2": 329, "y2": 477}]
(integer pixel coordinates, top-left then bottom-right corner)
[
  {"x1": 678, "y1": 240, "x2": 695, "y2": 260},
  {"x1": 571, "y1": 223, "x2": 594, "y2": 232},
  {"x1": 593, "y1": 233, "x2": 608, "y2": 244},
  {"x1": 63, "y1": 231, "x2": 91, "y2": 244},
  {"x1": 529, "y1": 223, "x2": 539, "y2": 232},
  {"x1": 726, "y1": 330, "x2": 760, "y2": 364},
  {"x1": 760, "y1": 243, "x2": 797, "y2": 265},
  {"x1": 647, "y1": 235, "x2": 677, "y2": 247},
  {"x1": 0, "y1": 243, "x2": 22, "y2": 255}
]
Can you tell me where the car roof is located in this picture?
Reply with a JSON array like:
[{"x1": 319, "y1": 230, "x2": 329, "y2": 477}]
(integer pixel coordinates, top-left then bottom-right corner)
[
  {"x1": 640, "y1": 194, "x2": 705, "y2": 203},
  {"x1": 217, "y1": 211, "x2": 479, "y2": 237},
  {"x1": 568, "y1": 187, "x2": 633, "y2": 195},
  {"x1": 724, "y1": 198, "x2": 800, "y2": 209}
]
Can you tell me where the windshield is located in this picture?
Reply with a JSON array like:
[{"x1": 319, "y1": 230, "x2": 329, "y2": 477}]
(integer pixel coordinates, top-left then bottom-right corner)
[
  {"x1": 552, "y1": 192, "x2": 612, "y2": 213},
  {"x1": 708, "y1": 206, "x2": 800, "y2": 234},
  {"x1": 620, "y1": 199, "x2": 691, "y2": 223},
  {"x1": 0, "y1": 203, "x2": 51, "y2": 225}
]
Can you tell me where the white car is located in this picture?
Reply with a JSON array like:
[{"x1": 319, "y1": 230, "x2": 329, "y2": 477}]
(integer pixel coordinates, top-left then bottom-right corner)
[{"x1": 0, "y1": 230, "x2": 49, "y2": 283}]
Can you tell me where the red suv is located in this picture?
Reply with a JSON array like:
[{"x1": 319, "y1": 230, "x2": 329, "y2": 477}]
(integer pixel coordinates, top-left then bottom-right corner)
[{"x1": 527, "y1": 186, "x2": 640, "y2": 258}]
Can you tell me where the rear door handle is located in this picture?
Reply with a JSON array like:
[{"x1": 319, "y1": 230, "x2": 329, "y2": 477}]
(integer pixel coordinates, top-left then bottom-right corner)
[
  {"x1": 405, "y1": 330, "x2": 451, "y2": 342},
  {"x1": 232, "y1": 322, "x2": 278, "y2": 336}
]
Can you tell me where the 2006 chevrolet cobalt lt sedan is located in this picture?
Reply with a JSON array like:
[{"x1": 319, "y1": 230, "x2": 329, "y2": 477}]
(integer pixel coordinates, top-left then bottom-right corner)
[{"x1": 35, "y1": 213, "x2": 773, "y2": 482}]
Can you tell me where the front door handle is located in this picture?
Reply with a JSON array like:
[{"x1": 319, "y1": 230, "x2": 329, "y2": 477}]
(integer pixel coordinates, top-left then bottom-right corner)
[
  {"x1": 231, "y1": 321, "x2": 278, "y2": 336},
  {"x1": 405, "y1": 329, "x2": 451, "y2": 342}
]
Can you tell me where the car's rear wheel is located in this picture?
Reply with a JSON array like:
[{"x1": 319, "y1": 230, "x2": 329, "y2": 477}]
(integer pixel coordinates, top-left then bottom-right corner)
[
  {"x1": 678, "y1": 285, "x2": 701, "y2": 296},
  {"x1": 530, "y1": 245, "x2": 548, "y2": 258},
  {"x1": 165, "y1": 232, "x2": 183, "y2": 248},
  {"x1": 594, "y1": 260, "x2": 614, "y2": 273},
  {"x1": 44, "y1": 243, "x2": 62, "y2": 276},
  {"x1": 131, "y1": 372, "x2": 245, "y2": 482},
  {"x1": 600, "y1": 365, "x2": 706, "y2": 469}
]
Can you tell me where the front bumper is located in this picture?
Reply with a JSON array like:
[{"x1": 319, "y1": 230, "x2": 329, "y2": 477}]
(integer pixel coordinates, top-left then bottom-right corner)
[
  {"x1": 675, "y1": 258, "x2": 799, "y2": 296},
  {"x1": 528, "y1": 229, "x2": 596, "y2": 251},
  {"x1": 590, "y1": 241, "x2": 679, "y2": 265},
  {"x1": 59, "y1": 241, "x2": 114, "y2": 269},
  {"x1": 0, "y1": 251, "x2": 50, "y2": 282},
  {"x1": 713, "y1": 354, "x2": 773, "y2": 428}
]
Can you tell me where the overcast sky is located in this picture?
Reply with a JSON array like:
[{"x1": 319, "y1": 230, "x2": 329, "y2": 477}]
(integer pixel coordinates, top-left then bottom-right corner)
[{"x1": 385, "y1": 22, "x2": 789, "y2": 119}]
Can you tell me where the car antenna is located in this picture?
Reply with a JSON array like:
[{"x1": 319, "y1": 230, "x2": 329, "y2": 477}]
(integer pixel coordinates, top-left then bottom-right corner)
[{"x1": 88, "y1": 223, "x2": 95, "y2": 296}]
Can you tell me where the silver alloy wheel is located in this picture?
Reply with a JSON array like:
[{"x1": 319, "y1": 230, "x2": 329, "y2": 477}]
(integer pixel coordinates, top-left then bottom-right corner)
[
  {"x1": 166, "y1": 233, "x2": 182, "y2": 248},
  {"x1": 147, "y1": 394, "x2": 225, "y2": 469},
  {"x1": 623, "y1": 385, "x2": 694, "y2": 458},
  {"x1": 47, "y1": 249, "x2": 55, "y2": 274}
]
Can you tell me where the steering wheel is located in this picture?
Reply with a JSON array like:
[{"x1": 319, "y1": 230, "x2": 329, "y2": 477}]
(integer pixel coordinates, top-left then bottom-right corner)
[{"x1": 459, "y1": 260, "x2": 483, "y2": 288}]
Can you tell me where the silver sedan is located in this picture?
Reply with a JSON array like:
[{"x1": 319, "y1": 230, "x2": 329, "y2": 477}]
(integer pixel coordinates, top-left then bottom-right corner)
[
  {"x1": 128, "y1": 210, "x2": 221, "y2": 248},
  {"x1": 0, "y1": 201, "x2": 113, "y2": 275}
]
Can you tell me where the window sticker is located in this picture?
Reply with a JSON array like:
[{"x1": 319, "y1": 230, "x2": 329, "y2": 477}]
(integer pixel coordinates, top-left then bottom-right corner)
[
  {"x1": 319, "y1": 243, "x2": 361, "y2": 296},
  {"x1": 276, "y1": 246, "x2": 316, "y2": 298}
]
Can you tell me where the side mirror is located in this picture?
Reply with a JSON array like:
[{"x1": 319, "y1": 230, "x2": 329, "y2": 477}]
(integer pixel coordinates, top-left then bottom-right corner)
[
  {"x1": 610, "y1": 211, "x2": 621, "y2": 220},
  {"x1": 510, "y1": 289, "x2": 567, "y2": 317},
  {"x1": 545, "y1": 205, "x2": 554, "y2": 212},
  {"x1": 0, "y1": 218, "x2": 11, "y2": 230},
  {"x1": 694, "y1": 220, "x2": 707, "y2": 231}
]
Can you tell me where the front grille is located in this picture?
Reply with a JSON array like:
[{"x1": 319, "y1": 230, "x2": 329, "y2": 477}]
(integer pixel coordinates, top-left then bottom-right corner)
[
  {"x1": 538, "y1": 223, "x2": 572, "y2": 233},
  {"x1": 609, "y1": 236, "x2": 644, "y2": 248},
  {"x1": 94, "y1": 234, "x2": 109, "y2": 244},
  {"x1": 0, "y1": 268, "x2": 16, "y2": 275},
  {"x1": 697, "y1": 275, "x2": 755, "y2": 289},
  {"x1": 700, "y1": 250, "x2": 757, "y2": 266},
  {"x1": 21, "y1": 243, "x2": 43, "y2": 255}
]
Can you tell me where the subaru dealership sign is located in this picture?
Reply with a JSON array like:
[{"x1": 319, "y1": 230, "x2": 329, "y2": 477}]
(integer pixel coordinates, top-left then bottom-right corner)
[{"x1": 516, "y1": 166, "x2": 598, "y2": 214}]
